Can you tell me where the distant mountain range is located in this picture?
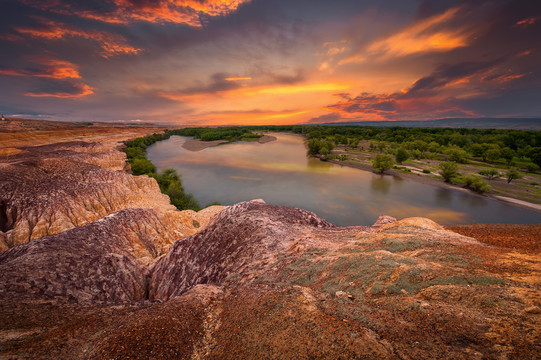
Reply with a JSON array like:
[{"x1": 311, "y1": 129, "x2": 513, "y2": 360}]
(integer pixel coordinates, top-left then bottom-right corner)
[{"x1": 319, "y1": 118, "x2": 541, "y2": 130}]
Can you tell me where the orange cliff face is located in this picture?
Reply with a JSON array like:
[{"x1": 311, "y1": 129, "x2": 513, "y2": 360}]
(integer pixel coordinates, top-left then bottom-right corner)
[
  {"x1": 0, "y1": 119, "x2": 539, "y2": 359},
  {"x1": 0, "y1": 138, "x2": 224, "y2": 253}
]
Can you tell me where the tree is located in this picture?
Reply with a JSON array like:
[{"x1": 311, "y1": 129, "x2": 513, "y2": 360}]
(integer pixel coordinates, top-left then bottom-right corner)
[
  {"x1": 372, "y1": 154, "x2": 394, "y2": 174},
  {"x1": 500, "y1": 147, "x2": 516, "y2": 165},
  {"x1": 439, "y1": 161, "x2": 458, "y2": 182},
  {"x1": 463, "y1": 175, "x2": 491, "y2": 193},
  {"x1": 525, "y1": 163, "x2": 540, "y2": 173},
  {"x1": 131, "y1": 158, "x2": 156, "y2": 175},
  {"x1": 478, "y1": 169, "x2": 500, "y2": 180},
  {"x1": 307, "y1": 139, "x2": 322, "y2": 155},
  {"x1": 483, "y1": 148, "x2": 501, "y2": 163},
  {"x1": 446, "y1": 147, "x2": 470, "y2": 163},
  {"x1": 506, "y1": 168, "x2": 523, "y2": 183},
  {"x1": 395, "y1": 148, "x2": 409, "y2": 164}
]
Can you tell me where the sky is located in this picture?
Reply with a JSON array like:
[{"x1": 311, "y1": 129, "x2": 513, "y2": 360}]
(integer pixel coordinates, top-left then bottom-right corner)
[{"x1": 1, "y1": 0, "x2": 540, "y2": 125}]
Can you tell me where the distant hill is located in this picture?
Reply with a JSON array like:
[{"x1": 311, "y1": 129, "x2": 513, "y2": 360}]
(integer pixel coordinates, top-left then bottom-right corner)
[{"x1": 321, "y1": 118, "x2": 541, "y2": 130}]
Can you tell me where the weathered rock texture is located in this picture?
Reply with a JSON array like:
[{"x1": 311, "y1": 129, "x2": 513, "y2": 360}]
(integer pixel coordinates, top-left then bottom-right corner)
[
  {"x1": 0, "y1": 124, "x2": 539, "y2": 359},
  {"x1": 1, "y1": 199, "x2": 539, "y2": 359},
  {"x1": 149, "y1": 200, "x2": 335, "y2": 300},
  {"x1": 0, "y1": 141, "x2": 223, "y2": 251}
]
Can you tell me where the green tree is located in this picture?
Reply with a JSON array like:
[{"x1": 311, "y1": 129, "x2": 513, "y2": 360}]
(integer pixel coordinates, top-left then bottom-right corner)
[
  {"x1": 478, "y1": 169, "x2": 500, "y2": 180},
  {"x1": 500, "y1": 147, "x2": 516, "y2": 165},
  {"x1": 483, "y1": 147, "x2": 501, "y2": 162},
  {"x1": 439, "y1": 161, "x2": 458, "y2": 183},
  {"x1": 506, "y1": 168, "x2": 523, "y2": 183},
  {"x1": 307, "y1": 139, "x2": 322, "y2": 155},
  {"x1": 446, "y1": 147, "x2": 470, "y2": 163},
  {"x1": 463, "y1": 175, "x2": 491, "y2": 193},
  {"x1": 525, "y1": 163, "x2": 540, "y2": 173},
  {"x1": 395, "y1": 148, "x2": 409, "y2": 164},
  {"x1": 131, "y1": 158, "x2": 156, "y2": 175},
  {"x1": 372, "y1": 154, "x2": 394, "y2": 174}
]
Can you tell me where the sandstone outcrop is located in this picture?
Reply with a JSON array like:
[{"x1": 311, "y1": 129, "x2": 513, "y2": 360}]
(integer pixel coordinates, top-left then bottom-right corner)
[
  {"x1": 0, "y1": 124, "x2": 539, "y2": 359},
  {"x1": 0, "y1": 141, "x2": 223, "y2": 251},
  {"x1": 1, "y1": 199, "x2": 539, "y2": 359}
]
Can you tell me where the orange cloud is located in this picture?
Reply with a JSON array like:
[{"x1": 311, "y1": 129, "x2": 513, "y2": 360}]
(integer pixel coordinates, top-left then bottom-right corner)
[
  {"x1": 0, "y1": 59, "x2": 81, "y2": 79},
  {"x1": 26, "y1": 0, "x2": 251, "y2": 27},
  {"x1": 367, "y1": 7, "x2": 469, "y2": 58},
  {"x1": 225, "y1": 77, "x2": 252, "y2": 81},
  {"x1": 516, "y1": 16, "x2": 540, "y2": 26},
  {"x1": 25, "y1": 83, "x2": 94, "y2": 98},
  {"x1": 14, "y1": 19, "x2": 141, "y2": 57}
]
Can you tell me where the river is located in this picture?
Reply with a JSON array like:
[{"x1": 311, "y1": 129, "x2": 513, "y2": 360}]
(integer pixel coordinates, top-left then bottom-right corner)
[{"x1": 147, "y1": 133, "x2": 540, "y2": 226}]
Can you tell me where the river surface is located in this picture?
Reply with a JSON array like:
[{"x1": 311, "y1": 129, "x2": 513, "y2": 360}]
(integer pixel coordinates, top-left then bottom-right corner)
[{"x1": 147, "y1": 133, "x2": 540, "y2": 226}]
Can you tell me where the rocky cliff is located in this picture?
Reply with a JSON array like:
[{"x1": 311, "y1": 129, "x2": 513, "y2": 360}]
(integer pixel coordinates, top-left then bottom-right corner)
[
  {"x1": 0, "y1": 199, "x2": 539, "y2": 359},
  {"x1": 0, "y1": 130, "x2": 539, "y2": 359},
  {"x1": 0, "y1": 141, "x2": 223, "y2": 251}
]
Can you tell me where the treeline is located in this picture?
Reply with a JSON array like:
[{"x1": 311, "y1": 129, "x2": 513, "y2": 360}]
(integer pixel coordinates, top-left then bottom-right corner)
[
  {"x1": 171, "y1": 127, "x2": 262, "y2": 142},
  {"x1": 124, "y1": 131, "x2": 201, "y2": 211},
  {"x1": 237, "y1": 125, "x2": 541, "y2": 168}
]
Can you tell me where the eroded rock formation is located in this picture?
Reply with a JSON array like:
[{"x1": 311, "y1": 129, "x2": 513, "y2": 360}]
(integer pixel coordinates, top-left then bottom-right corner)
[
  {"x1": 0, "y1": 132, "x2": 539, "y2": 359},
  {"x1": 0, "y1": 141, "x2": 222, "y2": 251}
]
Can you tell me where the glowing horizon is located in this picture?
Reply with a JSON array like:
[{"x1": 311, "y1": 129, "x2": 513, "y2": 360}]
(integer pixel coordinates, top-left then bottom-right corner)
[{"x1": 0, "y1": 0, "x2": 539, "y2": 125}]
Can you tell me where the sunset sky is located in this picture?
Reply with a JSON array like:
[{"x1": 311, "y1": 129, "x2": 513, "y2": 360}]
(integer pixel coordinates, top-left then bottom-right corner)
[{"x1": 1, "y1": 0, "x2": 540, "y2": 125}]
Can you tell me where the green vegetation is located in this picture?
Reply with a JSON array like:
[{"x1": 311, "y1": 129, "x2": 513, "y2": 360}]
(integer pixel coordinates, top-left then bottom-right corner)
[
  {"x1": 439, "y1": 161, "x2": 458, "y2": 183},
  {"x1": 395, "y1": 147, "x2": 409, "y2": 164},
  {"x1": 372, "y1": 154, "x2": 394, "y2": 174},
  {"x1": 124, "y1": 131, "x2": 201, "y2": 211},
  {"x1": 171, "y1": 127, "x2": 263, "y2": 142},
  {"x1": 462, "y1": 175, "x2": 491, "y2": 193},
  {"x1": 478, "y1": 168, "x2": 500, "y2": 180},
  {"x1": 506, "y1": 168, "x2": 523, "y2": 183}
]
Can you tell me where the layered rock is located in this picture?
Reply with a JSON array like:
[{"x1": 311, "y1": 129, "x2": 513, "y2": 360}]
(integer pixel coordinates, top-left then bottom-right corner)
[
  {"x1": 0, "y1": 141, "x2": 222, "y2": 251},
  {"x1": 149, "y1": 200, "x2": 335, "y2": 300},
  {"x1": 1, "y1": 199, "x2": 539, "y2": 359}
]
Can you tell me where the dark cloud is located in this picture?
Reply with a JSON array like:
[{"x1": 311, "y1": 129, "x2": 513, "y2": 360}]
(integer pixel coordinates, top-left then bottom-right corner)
[
  {"x1": 25, "y1": 78, "x2": 93, "y2": 98},
  {"x1": 0, "y1": 0, "x2": 540, "y2": 123},
  {"x1": 407, "y1": 59, "x2": 503, "y2": 95},
  {"x1": 308, "y1": 112, "x2": 342, "y2": 124}
]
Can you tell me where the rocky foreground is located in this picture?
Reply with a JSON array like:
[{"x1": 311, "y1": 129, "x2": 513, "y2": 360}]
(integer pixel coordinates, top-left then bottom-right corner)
[{"x1": 0, "y1": 133, "x2": 540, "y2": 359}]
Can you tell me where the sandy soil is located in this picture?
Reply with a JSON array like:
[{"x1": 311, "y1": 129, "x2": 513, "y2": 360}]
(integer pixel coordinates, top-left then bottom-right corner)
[
  {"x1": 182, "y1": 139, "x2": 229, "y2": 151},
  {"x1": 258, "y1": 135, "x2": 277, "y2": 144},
  {"x1": 445, "y1": 223, "x2": 541, "y2": 253},
  {"x1": 326, "y1": 156, "x2": 541, "y2": 213},
  {"x1": 182, "y1": 135, "x2": 276, "y2": 152}
]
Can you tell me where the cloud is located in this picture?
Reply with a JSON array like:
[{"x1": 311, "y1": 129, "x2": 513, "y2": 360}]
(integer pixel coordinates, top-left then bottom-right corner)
[
  {"x1": 368, "y1": 7, "x2": 470, "y2": 58},
  {"x1": 13, "y1": 18, "x2": 141, "y2": 57},
  {"x1": 0, "y1": 57, "x2": 94, "y2": 98},
  {"x1": 21, "y1": 0, "x2": 251, "y2": 27},
  {"x1": 0, "y1": 58, "x2": 81, "y2": 79},
  {"x1": 405, "y1": 60, "x2": 502, "y2": 95},
  {"x1": 25, "y1": 80, "x2": 94, "y2": 98},
  {"x1": 308, "y1": 112, "x2": 342, "y2": 124}
]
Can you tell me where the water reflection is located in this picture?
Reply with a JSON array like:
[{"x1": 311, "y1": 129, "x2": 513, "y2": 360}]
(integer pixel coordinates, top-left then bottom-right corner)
[
  {"x1": 371, "y1": 175, "x2": 391, "y2": 195},
  {"x1": 146, "y1": 133, "x2": 540, "y2": 226}
]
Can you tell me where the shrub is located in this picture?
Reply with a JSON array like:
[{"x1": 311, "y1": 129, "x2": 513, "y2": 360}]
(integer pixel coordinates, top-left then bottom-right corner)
[
  {"x1": 478, "y1": 168, "x2": 500, "y2": 180},
  {"x1": 131, "y1": 158, "x2": 156, "y2": 175},
  {"x1": 463, "y1": 175, "x2": 491, "y2": 193},
  {"x1": 422, "y1": 169, "x2": 431, "y2": 174},
  {"x1": 439, "y1": 161, "x2": 458, "y2": 182},
  {"x1": 525, "y1": 163, "x2": 540, "y2": 173},
  {"x1": 506, "y1": 168, "x2": 523, "y2": 183}
]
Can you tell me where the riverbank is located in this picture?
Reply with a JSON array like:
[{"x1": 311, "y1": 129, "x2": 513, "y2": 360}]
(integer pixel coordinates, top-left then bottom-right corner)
[
  {"x1": 182, "y1": 134, "x2": 277, "y2": 152},
  {"x1": 325, "y1": 156, "x2": 541, "y2": 214}
]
